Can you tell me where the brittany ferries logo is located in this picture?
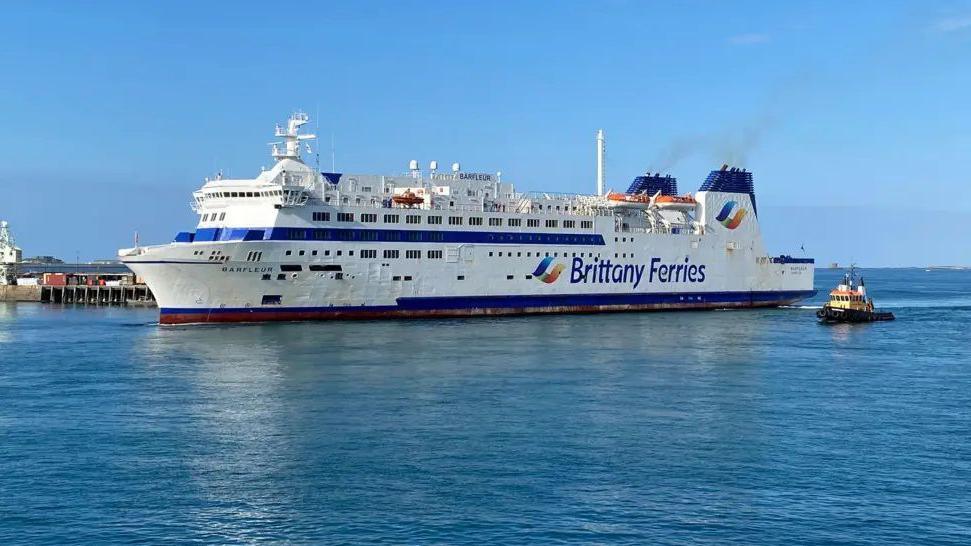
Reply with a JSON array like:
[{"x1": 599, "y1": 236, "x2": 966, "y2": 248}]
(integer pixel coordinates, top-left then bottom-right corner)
[
  {"x1": 715, "y1": 201, "x2": 747, "y2": 230},
  {"x1": 531, "y1": 256, "x2": 565, "y2": 283},
  {"x1": 531, "y1": 256, "x2": 707, "y2": 288}
]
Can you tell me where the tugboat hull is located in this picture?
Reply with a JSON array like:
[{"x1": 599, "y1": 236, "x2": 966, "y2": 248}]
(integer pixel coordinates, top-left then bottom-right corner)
[{"x1": 816, "y1": 305, "x2": 895, "y2": 324}]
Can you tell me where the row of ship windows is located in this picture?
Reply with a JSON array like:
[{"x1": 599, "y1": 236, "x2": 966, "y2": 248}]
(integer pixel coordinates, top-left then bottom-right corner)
[
  {"x1": 312, "y1": 211, "x2": 593, "y2": 229},
  {"x1": 201, "y1": 212, "x2": 226, "y2": 222},
  {"x1": 202, "y1": 190, "x2": 286, "y2": 200},
  {"x1": 282, "y1": 249, "x2": 445, "y2": 259},
  {"x1": 274, "y1": 248, "x2": 629, "y2": 260}
]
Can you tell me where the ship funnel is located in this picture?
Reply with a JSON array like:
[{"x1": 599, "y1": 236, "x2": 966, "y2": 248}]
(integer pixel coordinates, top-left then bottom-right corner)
[{"x1": 699, "y1": 165, "x2": 758, "y2": 215}]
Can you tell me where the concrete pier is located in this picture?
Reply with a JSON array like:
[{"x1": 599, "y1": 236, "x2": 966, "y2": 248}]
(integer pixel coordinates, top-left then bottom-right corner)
[
  {"x1": 40, "y1": 284, "x2": 155, "y2": 306},
  {"x1": 1, "y1": 284, "x2": 155, "y2": 307}
]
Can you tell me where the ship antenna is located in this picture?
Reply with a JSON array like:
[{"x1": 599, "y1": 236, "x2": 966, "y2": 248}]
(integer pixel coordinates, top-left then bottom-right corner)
[{"x1": 315, "y1": 104, "x2": 321, "y2": 177}]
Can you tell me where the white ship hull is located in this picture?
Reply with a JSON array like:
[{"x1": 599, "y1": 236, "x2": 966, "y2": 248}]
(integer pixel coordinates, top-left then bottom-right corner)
[{"x1": 120, "y1": 114, "x2": 815, "y2": 325}]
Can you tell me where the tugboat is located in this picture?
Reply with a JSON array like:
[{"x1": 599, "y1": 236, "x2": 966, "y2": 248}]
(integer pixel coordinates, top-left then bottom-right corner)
[{"x1": 817, "y1": 268, "x2": 895, "y2": 323}]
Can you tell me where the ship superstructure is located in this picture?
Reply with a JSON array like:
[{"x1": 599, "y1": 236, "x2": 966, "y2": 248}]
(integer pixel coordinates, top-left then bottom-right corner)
[{"x1": 120, "y1": 112, "x2": 815, "y2": 324}]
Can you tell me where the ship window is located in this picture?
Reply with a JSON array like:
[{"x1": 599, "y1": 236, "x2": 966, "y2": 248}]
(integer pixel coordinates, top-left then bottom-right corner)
[
  {"x1": 325, "y1": 250, "x2": 330, "y2": 256},
  {"x1": 261, "y1": 295, "x2": 282, "y2": 305},
  {"x1": 404, "y1": 276, "x2": 413, "y2": 281},
  {"x1": 563, "y1": 220, "x2": 575, "y2": 229},
  {"x1": 299, "y1": 250, "x2": 305, "y2": 256},
  {"x1": 384, "y1": 214, "x2": 399, "y2": 223},
  {"x1": 428, "y1": 250, "x2": 443, "y2": 259},
  {"x1": 361, "y1": 213, "x2": 377, "y2": 223},
  {"x1": 309, "y1": 265, "x2": 342, "y2": 271},
  {"x1": 383, "y1": 250, "x2": 399, "y2": 259},
  {"x1": 312, "y1": 250, "x2": 317, "y2": 256},
  {"x1": 506, "y1": 275, "x2": 514, "y2": 280},
  {"x1": 280, "y1": 264, "x2": 302, "y2": 272},
  {"x1": 489, "y1": 252, "x2": 493, "y2": 257},
  {"x1": 527, "y1": 219, "x2": 539, "y2": 228},
  {"x1": 393, "y1": 276, "x2": 401, "y2": 281},
  {"x1": 406, "y1": 250, "x2": 421, "y2": 259},
  {"x1": 427, "y1": 216, "x2": 442, "y2": 225},
  {"x1": 457, "y1": 275, "x2": 465, "y2": 280},
  {"x1": 545, "y1": 220, "x2": 558, "y2": 228},
  {"x1": 361, "y1": 249, "x2": 377, "y2": 258},
  {"x1": 525, "y1": 275, "x2": 533, "y2": 279},
  {"x1": 469, "y1": 217, "x2": 483, "y2": 226},
  {"x1": 448, "y1": 216, "x2": 463, "y2": 225},
  {"x1": 405, "y1": 215, "x2": 421, "y2": 224},
  {"x1": 313, "y1": 212, "x2": 331, "y2": 221},
  {"x1": 581, "y1": 221, "x2": 593, "y2": 229},
  {"x1": 508, "y1": 218, "x2": 521, "y2": 227},
  {"x1": 285, "y1": 250, "x2": 292, "y2": 256},
  {"x1": 489, "y1": 218, "x2": 502, "y2": 226},
  {"x1": 336, "y1": 250, "x2": 342, "y2": 256},
  {"x1": 337, "y1": 213, "x2": 354, "y2": 222}
]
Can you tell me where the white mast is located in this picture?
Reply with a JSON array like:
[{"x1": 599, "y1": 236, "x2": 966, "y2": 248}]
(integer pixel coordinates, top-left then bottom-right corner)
[
  {"x1": 271, "y1": 112, "x2": 316, "y2": 162},
  {"x1": 596, "y1": 129, "x2": 606, "y2": 196}
]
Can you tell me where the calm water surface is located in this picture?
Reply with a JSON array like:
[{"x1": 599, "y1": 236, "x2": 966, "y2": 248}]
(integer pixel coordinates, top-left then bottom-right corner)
[{"x1": 1, "y1": 268, "x2": 970, "y2": 544}]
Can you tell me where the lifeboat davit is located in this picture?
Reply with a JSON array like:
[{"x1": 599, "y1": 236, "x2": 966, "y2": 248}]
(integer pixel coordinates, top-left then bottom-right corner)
[
  {"x1": 605, "y1": 192, "x2": 650, "y2": 209},
  {"x1": 392, "y1": 191, "x2": 424, "y2": 206},
  {"x1": 655, "y1": 194, "x2": 697, "y2": 212}
]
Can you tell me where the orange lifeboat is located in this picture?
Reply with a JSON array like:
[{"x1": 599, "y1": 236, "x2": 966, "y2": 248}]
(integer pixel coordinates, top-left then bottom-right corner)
[
  {"x1": 655, "y1": 194, "x2": 697, "y2": 212},
  {"x1": 391, "y1": 191, "x2": 424, "y2": 206},
  {"x1": 605, "y1": 192, "x2": 650, "y2": 209}
]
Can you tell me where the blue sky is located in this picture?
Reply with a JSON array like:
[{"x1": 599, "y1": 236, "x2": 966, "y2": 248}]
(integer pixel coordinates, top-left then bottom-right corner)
[{"x1": 2, "y1": 1, "x2": 970, "y2": 266}]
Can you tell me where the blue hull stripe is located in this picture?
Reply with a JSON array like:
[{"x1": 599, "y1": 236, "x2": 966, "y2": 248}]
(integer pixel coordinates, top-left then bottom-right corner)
[
  {"x1": 160, "y1": 289, "x2": 817, "y2": 315},
  {"x1": 187, "y1": 226, "x2": 607, "y2": 246}
]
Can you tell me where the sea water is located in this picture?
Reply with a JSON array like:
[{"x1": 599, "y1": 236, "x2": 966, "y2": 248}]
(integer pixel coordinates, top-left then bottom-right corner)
[{"x1": 1, "y1": 268, "x2": 969, "y2": 544}]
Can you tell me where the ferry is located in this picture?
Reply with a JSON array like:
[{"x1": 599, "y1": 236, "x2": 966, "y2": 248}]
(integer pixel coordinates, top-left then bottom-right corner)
[{"x1": 119, "y1": 112, "x2": 816, "y2": 324}]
